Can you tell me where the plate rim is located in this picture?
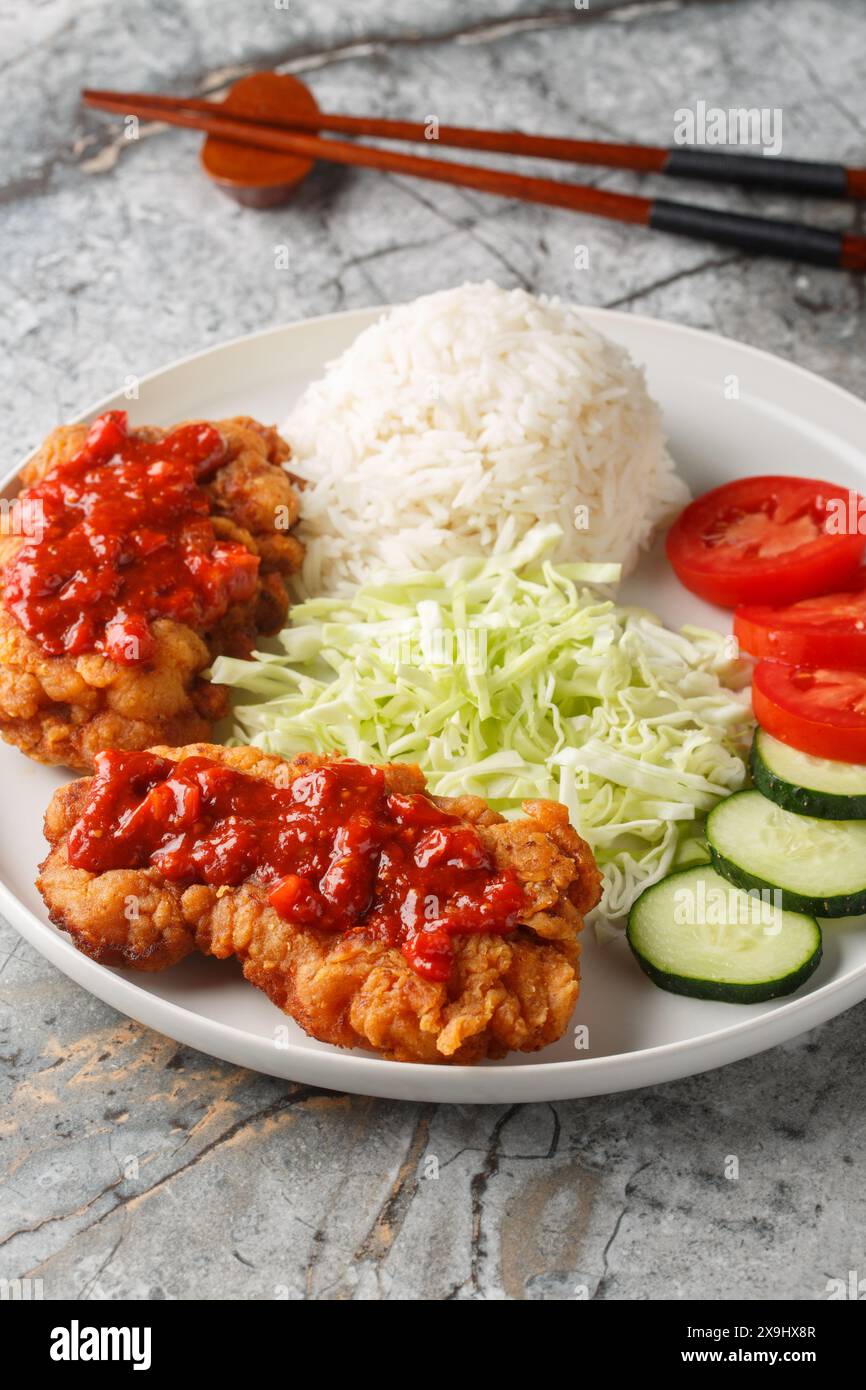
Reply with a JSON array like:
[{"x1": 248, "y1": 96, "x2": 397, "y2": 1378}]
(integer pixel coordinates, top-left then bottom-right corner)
[
  {"x1": 5, "y1": 871, "x2": 866, "y2": 1101},
  {"x1": 7, "y1": 300, "x2": 866, "y2": 483},
  {"x1": 4, "y1": 301, "x2": 866, "y2": 1102}
]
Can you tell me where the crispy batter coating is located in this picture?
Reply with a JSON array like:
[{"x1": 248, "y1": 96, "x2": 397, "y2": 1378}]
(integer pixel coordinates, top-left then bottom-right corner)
[
  {"x1": 38, "y1": 745, "x2": 602, "y2": 1064},
  {"x1": 0, "y1": 418, "x2": 303, "y2": 770}
]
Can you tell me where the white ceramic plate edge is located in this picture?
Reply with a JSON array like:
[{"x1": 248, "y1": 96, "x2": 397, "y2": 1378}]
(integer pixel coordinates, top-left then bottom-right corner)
[
  {"x1": 6, "y1": 873, "x2": 866, "y2": 1103},
  {"x1": 4, "y1": 303, "x2": 866, "y2": 1103}
]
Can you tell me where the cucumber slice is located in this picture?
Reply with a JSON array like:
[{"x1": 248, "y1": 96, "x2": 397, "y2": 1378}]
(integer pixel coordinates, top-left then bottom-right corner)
[
  {"x1": 751, "y1": 728, "x2": 866, "y2": 819},
  {"x1": 627, "y1": 865, "x2": 821, "y2": 1003},
  {"x1": 707, "y1": 789, "x2": 866, "y2": 916}
]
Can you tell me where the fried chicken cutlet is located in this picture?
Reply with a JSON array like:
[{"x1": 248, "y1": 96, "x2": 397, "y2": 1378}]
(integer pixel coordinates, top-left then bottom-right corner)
[
  {"x1": 37, "y1": 744, "x2": 602, "y2": 1064},
  {"x1": 0, "y1": 411, "x2": 303, "y2": 771}
]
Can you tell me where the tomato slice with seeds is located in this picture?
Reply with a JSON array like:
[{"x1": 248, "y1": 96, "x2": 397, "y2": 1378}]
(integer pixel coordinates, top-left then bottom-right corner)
[
  {"x1": 734, "y1": 572, "x2": 866, "y2": 668},
  {"x1": 666, "y1": 476, "x2": 865, "y2": 608},
  {"x1": 752, "y1": 661, "x2": 866, "y2": 762}
]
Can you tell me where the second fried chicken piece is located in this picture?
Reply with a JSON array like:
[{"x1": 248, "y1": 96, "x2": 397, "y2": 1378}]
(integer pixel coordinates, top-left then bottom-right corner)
[{"x1": 38, "y1": 745, "x2": 601, "y2": 1064}]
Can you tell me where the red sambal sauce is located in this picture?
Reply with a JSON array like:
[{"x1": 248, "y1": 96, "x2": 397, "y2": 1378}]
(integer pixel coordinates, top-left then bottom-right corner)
[
  {"x1": 67, "y1": 751, "x2": 527, "y2": 980},
  {"x1": 3, "y1": 410, "x2": 259, "y2": 665}
]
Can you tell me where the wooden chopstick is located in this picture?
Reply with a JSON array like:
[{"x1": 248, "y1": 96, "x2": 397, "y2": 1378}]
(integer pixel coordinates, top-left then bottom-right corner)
[
  {"x1": 81, "y1": 90, "x2": 866, "y2": 272},
  {"x1": 81, "y1": 89, "x2": 648, "y2": 224},
  {"x1": 83, "y1": 87, "x2": 866, "y2": 200}
]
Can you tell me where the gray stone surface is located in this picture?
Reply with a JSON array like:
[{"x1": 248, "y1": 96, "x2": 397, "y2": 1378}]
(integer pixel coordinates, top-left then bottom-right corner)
[{"x1": 1, "y1": 0, "x2": 865, "y2": 1301}]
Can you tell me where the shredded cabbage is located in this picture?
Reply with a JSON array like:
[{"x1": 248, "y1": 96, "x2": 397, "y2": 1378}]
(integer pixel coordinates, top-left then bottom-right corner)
[{"x1": 212, "y1": 525, "x2": 753, "y2": 924}]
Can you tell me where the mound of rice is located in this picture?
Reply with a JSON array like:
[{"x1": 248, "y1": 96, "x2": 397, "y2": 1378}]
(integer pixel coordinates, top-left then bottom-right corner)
[{"x1": 284, "y1": 282, "x2": 688, "y2": 595}]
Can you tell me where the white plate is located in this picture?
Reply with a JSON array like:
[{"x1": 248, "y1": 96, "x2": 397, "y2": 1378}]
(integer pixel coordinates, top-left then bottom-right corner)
[{"x1": 4, "y1": 306, "x2": 866, "y2": 1104}]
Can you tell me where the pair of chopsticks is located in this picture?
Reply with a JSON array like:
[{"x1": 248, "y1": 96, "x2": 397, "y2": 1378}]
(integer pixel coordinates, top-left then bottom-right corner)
[{"x1": 82, "y1": 88, "x2": 866, "y2": 271}]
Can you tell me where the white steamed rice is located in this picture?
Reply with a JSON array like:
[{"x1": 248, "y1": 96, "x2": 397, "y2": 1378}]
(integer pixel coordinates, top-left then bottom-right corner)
[{"x1": 283, "y1": 282, "x2": 688, "y2": 595}]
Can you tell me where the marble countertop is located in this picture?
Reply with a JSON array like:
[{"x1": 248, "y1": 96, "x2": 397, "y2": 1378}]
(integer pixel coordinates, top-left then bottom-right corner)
[{"x1": 2, "y1": 0, "x2": 865, "y2": 1301}]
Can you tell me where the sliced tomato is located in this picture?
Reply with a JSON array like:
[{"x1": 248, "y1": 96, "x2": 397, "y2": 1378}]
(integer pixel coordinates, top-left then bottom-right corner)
[
  {"x1": 666, "y1": 475, "x2": 865, "y2": 608},
  {"x1": 735, "y1": 572, "x2": 866, "y2": 667},
  {"x1": 752, "y1": 660, "x2": 866, "y2": 762}
]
